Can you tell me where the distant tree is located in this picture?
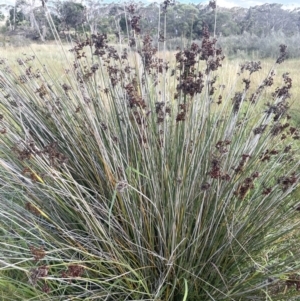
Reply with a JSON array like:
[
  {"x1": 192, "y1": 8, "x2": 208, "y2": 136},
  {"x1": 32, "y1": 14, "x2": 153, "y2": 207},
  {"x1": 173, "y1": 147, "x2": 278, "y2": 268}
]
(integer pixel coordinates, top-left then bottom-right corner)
[
  {"x1": 59, "y1": 1, "x2": 86, "y2": 29},
  {"x1": 3, "y1": 0, "x2": 47, "y2": 40},
  {"x1": 7, "y1": 7, "x2": 26, "y2": 29},
  {"x1": 84, "y1": 0, "x2": 106, "y2": 34},
  {"x1": 215, "y1": 11, "x2": 241, "y2": 36},
  {"x1": 168, "y1": 4, "x2": 198, "y2": 38},
  {"x1": 241, "y1": 4, "x2": 295, "y2": 36},
  {"x1": 119, "y1": 16, "x2": 127, "y2": 34},
  {"x1": 2, "y1": 1, "x2": 300, "y2": 42}
]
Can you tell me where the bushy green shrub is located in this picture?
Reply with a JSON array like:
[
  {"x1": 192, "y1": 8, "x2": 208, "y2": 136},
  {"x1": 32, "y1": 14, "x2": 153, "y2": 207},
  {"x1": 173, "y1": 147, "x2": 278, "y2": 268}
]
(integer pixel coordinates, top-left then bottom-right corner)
[{"x1": 0, "y1": 3, "x2": 299, "y2": 300}]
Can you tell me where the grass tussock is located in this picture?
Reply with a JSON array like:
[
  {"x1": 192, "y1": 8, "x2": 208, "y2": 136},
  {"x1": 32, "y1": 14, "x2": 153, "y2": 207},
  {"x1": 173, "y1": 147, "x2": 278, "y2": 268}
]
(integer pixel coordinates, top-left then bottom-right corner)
[{"x1": 0, "y1": 3, "x2": 300, "y2": 301}]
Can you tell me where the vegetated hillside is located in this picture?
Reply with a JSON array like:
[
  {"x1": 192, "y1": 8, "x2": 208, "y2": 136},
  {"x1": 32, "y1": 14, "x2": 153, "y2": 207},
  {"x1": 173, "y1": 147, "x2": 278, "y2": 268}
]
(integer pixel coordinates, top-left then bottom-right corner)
[
  {"x1": 219, "y1": 4, "x2": 300, "y2": 37},
  {"x1": 1, "y1": 1, "x2": 300, "y2": 57},
  {"x1": 215, "y1": 4, "x2": 300, "y2": 58}
]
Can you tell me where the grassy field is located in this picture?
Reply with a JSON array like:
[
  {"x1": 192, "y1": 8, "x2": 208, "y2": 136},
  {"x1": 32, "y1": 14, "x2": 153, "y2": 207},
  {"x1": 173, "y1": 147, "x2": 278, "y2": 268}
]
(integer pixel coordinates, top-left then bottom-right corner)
[
  {"x1": 1, "y1": 33, "x2": 300, "y2": 300},
  {"x1": 1, "y1": 42, "x2": 299, "y2": 103}
]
